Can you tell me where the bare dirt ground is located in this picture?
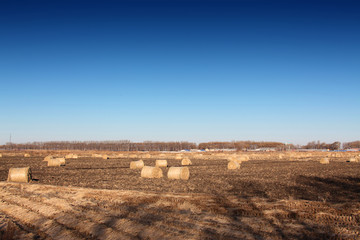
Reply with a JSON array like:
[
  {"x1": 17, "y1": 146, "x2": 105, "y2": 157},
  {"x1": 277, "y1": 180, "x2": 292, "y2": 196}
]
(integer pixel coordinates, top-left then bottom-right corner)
[{"x1": 0, "y1": 154, "x2": 360, "y2": 239}]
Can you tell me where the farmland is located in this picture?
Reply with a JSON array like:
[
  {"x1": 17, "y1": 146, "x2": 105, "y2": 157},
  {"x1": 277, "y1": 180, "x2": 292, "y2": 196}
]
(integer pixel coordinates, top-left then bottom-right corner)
[{"x1": 0, "y1": 151, "x2": 360, "y2": 239}]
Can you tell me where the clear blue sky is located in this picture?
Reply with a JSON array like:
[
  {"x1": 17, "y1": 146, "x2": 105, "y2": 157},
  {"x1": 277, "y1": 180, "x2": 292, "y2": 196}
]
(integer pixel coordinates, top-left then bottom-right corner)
[{"x1": 0, "y1": 0, "x2": 359, "y2": 145}]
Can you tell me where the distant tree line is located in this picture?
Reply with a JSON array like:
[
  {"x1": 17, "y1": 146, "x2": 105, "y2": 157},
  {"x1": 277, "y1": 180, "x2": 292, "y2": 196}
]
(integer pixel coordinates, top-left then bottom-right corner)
[
  {"x1": 2, "y1": 141, "x2": 196, "y2": 152},
  {"x1": 2, "y1": 140, "x2": 286, "y2": 151},
  {"x1": 302, "y1": 141, "x2": 341, "y2": 150},
  {"x1": 343, "y1": 141, "x2": 360, "y2": 149},
  {"x1": 2, "y1": 140, "x2": 358, "y2": 151},
  {"x1": 198, "y1": 141, "x2": 288, "y2": 150}
]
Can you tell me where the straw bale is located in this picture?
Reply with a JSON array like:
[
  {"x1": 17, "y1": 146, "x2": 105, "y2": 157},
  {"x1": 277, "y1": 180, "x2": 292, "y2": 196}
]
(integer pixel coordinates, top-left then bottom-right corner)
[
  {"x1": 65, "y1": 153, "x2": 78, "y2": 159},
  {"x1": 181, "y1": 158, "x2": 192, "y2": 166},
  {"x1": 175, "y1": 154, "x2": 183, "y2": 160},
  {"x1": 7, "y1": 167, "x2": 32, "y2": 183},
  {"x1": 0, "y1": 153, "x2": 3, "y2": 158},
  {"x1": 130, "y1": 160, "x2": 145, "y2": 169},
  {"x1": 141, "y1": 166, "x2": 163, "y2": 178},
  {"x1": 48, "y1": 158, "x2": 66, "y2": 167},
  {"x1": 24, "y1": 153, "x2": 30, "y2": 157},
  {"x1": 228, "y1": 154, "x2": 248, "y2": 163},
  {"x1": 155, "y1": 159, "x2": 168, "y2": 167},
  {"x1": 320, "y1": 158, "x2": 330, "y2": 164},
  {"x1": 129, "y1": 154, "x2": 137, "y2": 159},
  {"x1": 102, "y1": 155, "x2": 109, "y2": 159},
  {"x1": 228, "y1": 161, "x2": 241, "y2": 170},
  {"x1": 348, "y1": 157, "x2": 359, "y2": 163},
  {"x1": 167, "y1": 167, "x2": 190, "y2": 180},
  {"x1": 241, "y1": 155, "x2": 250, "y2": 161},
  {"x1": 43, "y1": 155, "x2": 53, "y2": 161}
]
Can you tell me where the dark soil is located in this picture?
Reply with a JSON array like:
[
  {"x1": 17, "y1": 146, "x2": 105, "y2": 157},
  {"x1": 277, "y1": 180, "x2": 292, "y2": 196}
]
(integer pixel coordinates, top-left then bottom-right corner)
[{"x1": 1, "y1": 156, "x2": 359, "y2": 203}]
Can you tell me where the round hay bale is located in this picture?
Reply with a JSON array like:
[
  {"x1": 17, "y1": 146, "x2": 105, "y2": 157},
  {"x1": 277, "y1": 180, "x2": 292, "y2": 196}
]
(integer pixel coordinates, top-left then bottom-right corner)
[
  {"x1": 348, "y1": 157, "x2": 359, "y2": 163},
  {"x1": 320, "y1": 158, "x2": 330, "y2": 164},
  {"x1": 102, "y1": 155, "x2": 109, "y2": 160},
  {"x1": 141, "y1": 166, "x2": 163, "y2": 178},
  {"x1": 240, "y1": 155, "x2": 250, "y2": 161},
  {"x1": 181, "y1": 158, "x2": 192, "y2": 166},
  {"x1": 155, "y1": 159, "x2": 168, "y2": 167},
  {"x1": 130, "y1": 160, "x2": 145, "y2": 169},
  {"x1": 65, "y1": 153, "x2": 78, "y2": 159},
  {"x1": 0, "y1": 153, "x2": 2, "y2": 158},
  {"x1": 175, "y1": 154, "x2": 183, "y2": 160},
  {"x1": 167, "y1": 167, "x2": 190, "y2": 180},
  {"x1": 7, "y1": 167, "x2": 32, "y2": 183},
  {"x1": 24, "y1": 153, "x2": 30, "y2": 157},
  {"x1": 43, "y1": 155, "x2": 53, "y2": 161},
  {"x1": 228, "y1": 161, "x2": 241, "y2": 169},
  {"x1": 48, "y1": 158, "x2": 66, "y2": 167},
  {"x1": 228, "y1": 155, "x2": 247, "y2": 163},
  {"x1": 59, "y1": 157, "x2": 66, "y2": 165}
]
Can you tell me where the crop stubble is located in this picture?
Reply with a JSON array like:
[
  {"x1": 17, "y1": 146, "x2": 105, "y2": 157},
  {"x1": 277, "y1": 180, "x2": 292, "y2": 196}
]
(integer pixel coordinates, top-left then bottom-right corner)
[{"x1": 0, "y1": 154, "x2": 359, "y2": 239}]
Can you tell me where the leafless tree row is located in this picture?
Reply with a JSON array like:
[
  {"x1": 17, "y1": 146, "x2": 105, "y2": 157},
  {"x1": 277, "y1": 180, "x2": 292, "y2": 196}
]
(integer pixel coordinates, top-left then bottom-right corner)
[
  {"x1": 302, "y1": 141, "x2": 341, "y2": 150},
  {"x1": 2, "y1": 140, "x2": 196, "y2": 151},
  {"x1": 343, "y1": 141, "x2": 360, "y2": 149},
  {"x1": 2, "y1": 140, "x2": 357, "y2": 151},
  {"x1": 198, "y1": 141, "x2": 288, "y2": 150}
]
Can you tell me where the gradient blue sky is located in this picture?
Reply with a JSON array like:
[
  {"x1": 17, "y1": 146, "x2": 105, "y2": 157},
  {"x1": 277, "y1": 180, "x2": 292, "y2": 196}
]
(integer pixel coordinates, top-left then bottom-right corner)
[{"x1": 0, "y1": 0, "x2": 359, "y2": 145}]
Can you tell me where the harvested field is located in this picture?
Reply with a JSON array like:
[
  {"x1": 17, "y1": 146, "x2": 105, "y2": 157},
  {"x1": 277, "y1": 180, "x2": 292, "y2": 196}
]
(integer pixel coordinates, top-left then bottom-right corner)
[{"x1": 0, "y1": 152, "x2": 360, "y2": 239}]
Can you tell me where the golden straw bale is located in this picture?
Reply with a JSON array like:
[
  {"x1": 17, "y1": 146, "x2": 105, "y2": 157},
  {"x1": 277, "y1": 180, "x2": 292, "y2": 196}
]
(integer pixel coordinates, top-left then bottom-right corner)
[
  {"x1": 241, "y1": 155, "x2": 250, "y2": 161},
  {"x1": 320, "y1": 158, "x2": 330, "y2": 164},
  {"x1": 43, "y1": 155, "x2": 53, "y2": 161},
  {"x1": 59, "y1": 158, "x2": 66, "y2": 165},
  {"x1": 0, "y1": 153, "x2": 3, "y2": 158},
  {"x1": 24, "y1": 153, "x2": 30, "y2": 157},
  {"x1": 175, "y1": 154, "x2": 183, "y2": 160},
  {"x1": 228, "y1": 161, "x2": 241, "y2": 170},
  {"x1": 228, "y1": 155, "x2": 248, "y2": 163},
  {"x1": 65, "y1": 153, "x2": 78, "y2": 159},
  {"x1": 7, "y1": 167, "x2": 32, "y2": 183},
  {"x1": 48, "y1": 158, "x2": 66, "y2": 167},
  {"x1": 129, "y1": 154, "x2": 137, "y2": 159},
  {"x1": 167, "y1": 167, "x2": 190, "y2": 180},
  {"x1": 141, "y1": 166, "x2": 163, "y2": 178},
  {"x1": 348, "y1": 157, "x2": 359, "y2": 163},
  {"x1": 181, "y1": 158, "x2": 192, "y2": 166},
  {"x1": 130, "y1": 160, "x2": 145, "y2": 169},
  {"x1": 155, "y1": 160, "x2": 168, "y2": 167},
  {"x1": 102, "y1": 155, "x2": 109, "y2": 159}
]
